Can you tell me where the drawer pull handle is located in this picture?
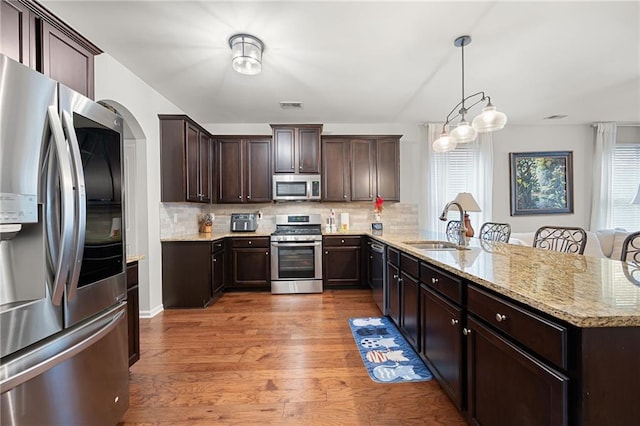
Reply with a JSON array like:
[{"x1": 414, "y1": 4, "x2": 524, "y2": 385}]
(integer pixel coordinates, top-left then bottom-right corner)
[
  {"x1": 496, "y1": 313, "x2": 507, "y2": 322},
  {"x1": 451, "y1": 318, "x2": 459, "y2": 326},
  {"x1": 431, "y1": 277, "x2": 439, "y2": 284},
  {"x1": 463, "y1": 328, "x2": 471, "y2": 336}
]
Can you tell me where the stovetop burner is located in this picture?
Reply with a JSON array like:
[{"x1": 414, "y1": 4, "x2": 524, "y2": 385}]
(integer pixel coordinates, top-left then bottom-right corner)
[
  {"x1": 272, "y1": 227, "x2": 322, "y2": 236},
  {"x1": 271, "y1": 214, "x2": 323, "y2": 241}
]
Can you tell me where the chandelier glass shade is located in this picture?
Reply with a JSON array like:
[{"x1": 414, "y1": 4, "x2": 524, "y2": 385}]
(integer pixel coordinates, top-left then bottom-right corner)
[
  {"x1": 432, "y1": 131, "x2": 457, "y2": 153},
  {"x1": 229, "y1": 33, "x2": 264, "y2": 75},
  {"x1": 432, "y1": 35, "x2": 507, "y2": 152}
]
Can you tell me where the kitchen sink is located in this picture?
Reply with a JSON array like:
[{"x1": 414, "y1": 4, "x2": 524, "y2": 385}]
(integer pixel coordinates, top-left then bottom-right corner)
[{"x1": 402, "y1": 240, "x2": 469, "y2": 250}]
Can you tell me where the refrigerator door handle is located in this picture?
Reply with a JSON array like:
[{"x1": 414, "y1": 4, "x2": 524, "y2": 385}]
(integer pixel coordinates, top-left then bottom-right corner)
[
  {"x1": 46, "y1": 106, "x2": 75, "y2": 306},
  {"x1": 61, "y1": 110, "x2": 86, "y2": 300},
  {"x1": 0, "y1": 304, "x2": 126, "y2": 394}
]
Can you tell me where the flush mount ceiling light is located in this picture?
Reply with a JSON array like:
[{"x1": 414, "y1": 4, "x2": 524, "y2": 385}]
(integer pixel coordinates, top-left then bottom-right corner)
[
  {"x1": 433, "y1": 35, "x2": 507, "y2": 153},
  {"x1": 228, "y1": 33, "x2": 264, "y2": 75}
]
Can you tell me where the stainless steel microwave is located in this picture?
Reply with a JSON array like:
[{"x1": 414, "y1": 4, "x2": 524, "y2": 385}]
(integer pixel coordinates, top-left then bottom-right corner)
[{"x1": 272, "y1": 174, "x2": 321, "y2": 201}]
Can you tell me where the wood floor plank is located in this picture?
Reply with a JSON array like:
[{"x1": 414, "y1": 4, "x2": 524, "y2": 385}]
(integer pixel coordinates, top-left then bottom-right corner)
[{"x1": 119, "y1": 289, "x2": 466, "y2": 425}]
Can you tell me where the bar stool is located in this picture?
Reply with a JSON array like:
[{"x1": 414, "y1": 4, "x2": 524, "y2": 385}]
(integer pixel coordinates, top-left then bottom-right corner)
[
  {"x1": 533, "y1": 226, "x2": 587, "y2": 254},
  {"x1": 479, "y1": 222, "x2": 511, "y2": 243},
  {"x1": 621, "y1": 231, "x2": 640, "y2": 264}
]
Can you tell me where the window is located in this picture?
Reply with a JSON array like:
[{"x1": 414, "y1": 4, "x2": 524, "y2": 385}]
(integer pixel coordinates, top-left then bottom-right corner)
[
  {"x1": 425, "y1": 129, "x2": 493, "y2": 234},
  {"x1": 432, "y1": 144, "x2": 478, "y2": 202},
  {"x1": 612, "y1": 142, "x2": 640, "y2": 229}
]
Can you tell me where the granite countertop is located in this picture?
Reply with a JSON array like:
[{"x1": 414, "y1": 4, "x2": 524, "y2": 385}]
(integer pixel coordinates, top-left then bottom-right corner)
[
  {"x1": 161, "y1": 232, "x2": 271, "y2": 241},
  {"x1": 161, "y1": 230, "x2": 363, "y2": 241},
  {"x1": 127, "y1": 254, "x2": 144, "y2": 263},
  {"x1": 369, "y1": 231, "x2": 640, "y2": 328}
]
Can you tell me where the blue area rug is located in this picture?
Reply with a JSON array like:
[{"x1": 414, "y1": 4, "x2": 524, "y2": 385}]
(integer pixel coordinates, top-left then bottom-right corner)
[{"x1": 348, "y1": 316, "x2": 433, "y2": 383}]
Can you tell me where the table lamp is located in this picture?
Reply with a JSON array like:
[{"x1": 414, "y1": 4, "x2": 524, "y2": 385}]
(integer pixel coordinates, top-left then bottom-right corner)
[{"x1": 452, "y1": 192, "x2": 482, "y2": 237}]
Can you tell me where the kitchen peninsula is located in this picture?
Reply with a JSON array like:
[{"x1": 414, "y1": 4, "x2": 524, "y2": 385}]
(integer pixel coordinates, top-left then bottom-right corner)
[{"x1": 371, "y1": 231, "x2": 640, "y2": 426}]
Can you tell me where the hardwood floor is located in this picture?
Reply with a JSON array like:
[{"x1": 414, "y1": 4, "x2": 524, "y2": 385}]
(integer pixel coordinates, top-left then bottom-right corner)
[{"x1": 119, "y1": 290, "x2": 466, "y2": 425}]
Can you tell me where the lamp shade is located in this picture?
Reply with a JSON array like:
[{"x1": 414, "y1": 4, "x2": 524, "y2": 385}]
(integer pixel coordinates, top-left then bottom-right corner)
[
  {"x1": 450, "y1": 121, "x2": 478, "y2": 144},
  {"x1": 229, "y1": 34, "x2": 264, "y2": 75},
  {"x1": 452, "y1": 192, "x2": 482, "y2": 212},
  {"x1": 631, "y1": 184, "x2": 640, "y2": 205},
  {"x1": 472, "y1": 104, "x2": 508, "y2": 132},
  {"x1": 432, "y1": 132, "x2": 457, "y2": 153}
]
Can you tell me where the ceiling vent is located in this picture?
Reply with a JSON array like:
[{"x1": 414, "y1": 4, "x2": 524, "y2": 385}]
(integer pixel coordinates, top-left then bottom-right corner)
[
  {"x1": 544, "y1": 114, "x2": 568, "y2": 120},
  {"x1": 280, "y1": 101, "x2": 303, "y2": 109}
]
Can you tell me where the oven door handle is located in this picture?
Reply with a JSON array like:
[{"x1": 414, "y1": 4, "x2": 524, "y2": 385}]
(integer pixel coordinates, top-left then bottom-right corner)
[{"x1": 270, "y1": 241, "x2": 322, "y2": 248}]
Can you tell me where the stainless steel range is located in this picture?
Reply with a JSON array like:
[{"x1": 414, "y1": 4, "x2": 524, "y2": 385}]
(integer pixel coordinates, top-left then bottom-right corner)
[{"x1": 270, "y1": 214, "x2": 323, "y2": 294}]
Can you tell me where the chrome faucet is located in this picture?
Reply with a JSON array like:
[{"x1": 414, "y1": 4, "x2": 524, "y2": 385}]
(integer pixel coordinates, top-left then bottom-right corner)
[{"x1": 439, "y1": 201, "x2": 467, "y2": 246}]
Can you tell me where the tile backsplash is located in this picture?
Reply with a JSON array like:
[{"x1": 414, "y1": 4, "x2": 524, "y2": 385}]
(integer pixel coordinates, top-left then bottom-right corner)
[{"x1": 160, "y1": 201, "x2": 418, "y2": 238}]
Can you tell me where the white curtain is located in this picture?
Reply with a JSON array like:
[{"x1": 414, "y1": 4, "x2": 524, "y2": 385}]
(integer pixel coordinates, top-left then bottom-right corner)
[
  {"x1": 424, "y1": 123, "x2": 446, "y2": 231},
  {"x1": 589, "y1": 122, "x2": 617, "y2": 230},
  {"x1": 424, "y1": 123, "x2": 494, "y2": 234}
]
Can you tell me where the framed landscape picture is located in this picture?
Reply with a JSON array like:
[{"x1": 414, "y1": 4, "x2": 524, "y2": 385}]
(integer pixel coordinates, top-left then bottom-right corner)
[{"x1": 509, "y1": 151, "x2": 574, "y2": 216}]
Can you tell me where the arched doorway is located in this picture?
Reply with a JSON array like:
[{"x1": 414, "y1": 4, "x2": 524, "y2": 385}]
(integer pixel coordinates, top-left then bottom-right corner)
[{"x1": 97, "y1": 99, "x2": 149, "y2": 311}]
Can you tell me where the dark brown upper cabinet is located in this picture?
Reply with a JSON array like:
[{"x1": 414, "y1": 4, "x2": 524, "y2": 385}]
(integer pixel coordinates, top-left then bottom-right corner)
[
  {"x1": 271, "y1": 124, "x2": 322, "y2": 174},
  {"x1": 322, "y1": 137, "x2": 350, "y2": 201},
  {"x1": 216, "y1": 136, "x2": 271, "y2": 203},
  {"x1": 322, "y1": 135, "x2": 401, "y2": 202},
  {"x1": 1, "y1": 0, "x2": 31, "y2": 66},
  {"x1": 0, "y1": 0, "x2": 100, "y2": 99},
  {"x1": 159, "y1": 115, "x2": 213, "y2": 203}
]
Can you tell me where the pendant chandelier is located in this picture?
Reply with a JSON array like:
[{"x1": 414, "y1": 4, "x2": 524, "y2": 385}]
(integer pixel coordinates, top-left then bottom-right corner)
[{"x1": 432, "y1": 35, "x2": 507, "y2": 153}]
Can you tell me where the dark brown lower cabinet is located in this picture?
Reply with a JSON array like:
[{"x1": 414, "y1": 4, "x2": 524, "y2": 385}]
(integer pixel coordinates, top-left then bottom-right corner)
[
  {"x1": 323, "y1": 236, "x2": 362, "y2": 288},
  {"x1": 211, "y1": 240, "x2": 225, "y2": 295},
  {"x1": 162, "y1": 241, "x2": 213, "y2": 308},
  {"x1": 126, "y1": 261, "x2": 140, "y2": 367},
  {"x1": 399, "y1": 270, "x2": 419, "y2": 348},
  {"x1": 387, "y1": 262, "x2": 400, "y2": 326},
  {"x1": 466, "y1": 316, "x2": 569, "y2": 426},
  {"x1": 229, "y1": 237, "x2": 270, "y2": 290},
  {"x1": 421, "y1": 285, "x2": 463, "y2": 411}
]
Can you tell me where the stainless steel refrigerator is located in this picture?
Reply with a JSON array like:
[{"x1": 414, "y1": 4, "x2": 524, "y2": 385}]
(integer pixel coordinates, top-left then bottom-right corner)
[{"x1": 0, "y1": 54, "x2": 129, "y2": 425}]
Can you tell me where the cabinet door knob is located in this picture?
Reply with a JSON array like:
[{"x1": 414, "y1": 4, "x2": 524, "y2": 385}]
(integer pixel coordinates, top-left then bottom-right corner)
[
  {"x1": 265, "y1": 252, "x2": 268, "y2": 256},
  {"x1": 213, "y1": 259, "x2": 217, "y2": 262},
  {"x1": 451, "y1": 318, "x2": 459, "y2": 326},
  {"x1": 238, "y1": 195, "x2": 242, "y2": 199},
  {"x1": 341, "y1": 239, "x2": 345, "y2": 244},
  {"x1": 463, "y1": 328, "x2": 472, "y2": 336},
  {"x1": 496, "y1": 313, "x2": 507, "y2": 322},
  {"x1": 393, "y1": 274, "x2": 398, "y2": 279},
  {"x1": 325, "y1": 251, "x2": 329, "y2": 255},
  {"x1": 248, "y1": 241, "x2": 252, "y2": 245},
  {"x1": 398, "y1": 278, "x2": 403, "y2": 284},
  {"x1": 431, "y1": 277, "x2": 439, "y2": 284},
  {"x1": 344, "y1": 195, "x2": 347, "y2": 198},
  {"x1": 247, "y1": 195, "x2": 251, "y2": 199}
]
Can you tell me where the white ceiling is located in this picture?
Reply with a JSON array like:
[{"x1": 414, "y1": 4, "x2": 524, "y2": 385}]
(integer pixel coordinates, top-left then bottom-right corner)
[{"x1": 42, "y1": 1, "x2": 640, "y2": 126}]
